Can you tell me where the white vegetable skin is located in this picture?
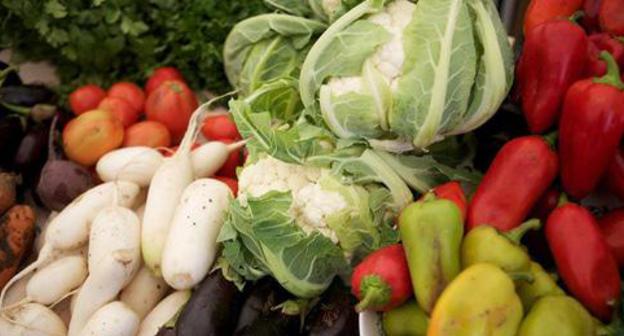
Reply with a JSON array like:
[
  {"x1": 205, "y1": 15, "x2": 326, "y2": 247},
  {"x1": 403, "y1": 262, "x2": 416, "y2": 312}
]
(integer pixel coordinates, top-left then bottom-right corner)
[
  {"x1": 137, "y1": 291, "x2": 190, "y2": 336},
  {"x1": 120, "y1": 266, "x2": 169, "y2": 319},
  {"x1": 3, "y1": 303, "x2": 67, "y2": 336},
  {"x1": 0, "y1": 181, "x2": 140, "y2": 307},
  {"x1": 68, "y1": 206, "x2": 141, "y2": 336},
  {"x1": 26, "y1": 255, "x2": 87, "y2": 305},
  {"x1": 161, "y1": 179, "x2": 232, "y2": 290},
  {"x1": 191, "y1": 141, "x2": 244, "y2": 178},
  {"x1": 96, "y1": 147, "x2": 164, "y2": 187},
  {"x1": 80, "y1": 301, "x2": 139, "y2": 336}
]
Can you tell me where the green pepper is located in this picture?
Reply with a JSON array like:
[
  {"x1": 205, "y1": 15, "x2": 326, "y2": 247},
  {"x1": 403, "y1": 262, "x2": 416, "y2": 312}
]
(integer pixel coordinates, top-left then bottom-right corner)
[
  {"x1": 461, "y1": 219, "x2": 540, "y2": 273},
  {"x1": 428, "y1": 263, "x2": 523, "y2": 336},
  {"x1": 517, "y1": 261, "x2": 564, "y2": 309},
  {"x1": 382, "y1": 300, "x2": 428, "y2": 336},
  {"x1": 518, "y1": 296, "x2": 595, "y2": 336},
  {"x1": 399, "y1": 195, "x2": 463, "y2": 313}
]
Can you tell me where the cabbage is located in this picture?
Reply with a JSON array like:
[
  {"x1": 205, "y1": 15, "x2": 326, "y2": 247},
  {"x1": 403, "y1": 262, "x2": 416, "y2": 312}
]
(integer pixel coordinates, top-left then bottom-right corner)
[
  {"x1": 263, "y1": 0, "x2": 365, "y2": 22},
  {"x1": 299, "y1": 0, "x2": 513, "y2": 150}
]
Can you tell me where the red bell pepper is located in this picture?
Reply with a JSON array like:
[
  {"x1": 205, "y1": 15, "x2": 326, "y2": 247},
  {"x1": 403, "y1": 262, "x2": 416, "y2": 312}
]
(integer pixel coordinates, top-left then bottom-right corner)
[
  {"x1": 546, "y1": 202, "x2": 621, "y2": 321},
  {"x1": 517, "y1": 20, "x2": 588, "y2": 134},
  {"x1": 351, "y1": 244, "x2": 412, "y2": 312},
  {"x1": 559, "y1": 52, "x2": 624, "y2": 200},
  {"x1": 586, "y1": 33, "x2": 624, "y2": 77},
  {"x1": 582, "y1": 0, "x2": 603, "y2": 32},
  {"x1": 523, "y1": 0, "x2": 583, "y2": 33},
  {"x1": 420, "y1": 181, "x2": 467, "y2": 221},
  {"x1": 467, "y1": 135, "x2": 558, "y2": 232},
  {"x1": 599, "y1": 208, "x2": 624, "y2": 268},
  {"x1": 599, "y1": 0, "x2": 624, "y2": 36},
  {"x1": 604, "y1": 146, "x2": 624, "y2": 201}
]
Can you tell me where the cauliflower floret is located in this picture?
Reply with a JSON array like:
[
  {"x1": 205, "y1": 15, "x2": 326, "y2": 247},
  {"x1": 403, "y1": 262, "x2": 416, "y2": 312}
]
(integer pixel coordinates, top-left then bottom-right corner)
[
  {"x1": 326, "y1": 76, "x2": 364, "y2": 96},
  {"x1": 292, "y1": 183, "x2": 347, "y2": 243},
  {"x1": 238, "y1": 156, "x2": 348, "y2": 243}
]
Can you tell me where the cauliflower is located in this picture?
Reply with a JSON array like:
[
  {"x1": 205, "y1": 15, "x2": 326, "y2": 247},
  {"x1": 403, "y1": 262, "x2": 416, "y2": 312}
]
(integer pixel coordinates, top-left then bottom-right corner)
[{"x1": 238, "y1": 156, "x2": 347, "y2": 243}]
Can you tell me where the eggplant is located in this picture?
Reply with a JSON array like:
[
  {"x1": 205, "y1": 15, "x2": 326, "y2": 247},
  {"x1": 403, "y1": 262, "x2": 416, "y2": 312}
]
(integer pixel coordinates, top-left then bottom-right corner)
[
  {"x1": 235, "y1": 277, "x2": 291, "y2": 333},
  {"x1": 155, "y1": 327, "x2": 176, "y2": 336},
  {"x1": 305, "y1": 283, "x2": 358, "y2": 336},
  {"x1": 176, "y1": 271, "x2": 245, "y2": 336},
  {"x1": 0, "y1": 62, "x2": 21, "y2": 87},
  {"x1": 14, "y1": 123, "x2": 48, "y2": 184},
  {"x1": 0, "y1": 85, "x2": 55, "y2": 107},
  {"x1": 234, "y1": 310, "x2": 300, "y2": 336},
  {"x1": 0, "y1": 116, "x2": 25, "y2": 169}
]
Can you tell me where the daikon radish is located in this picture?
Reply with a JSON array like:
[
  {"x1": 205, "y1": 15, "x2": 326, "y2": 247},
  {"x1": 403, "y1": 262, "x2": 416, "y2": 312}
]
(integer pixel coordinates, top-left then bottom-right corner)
[
  {"x1": 0, "y1": 181, "x2": 140, "y2": 307},
  {"x1": 3, "y1": 303, "x2": 67, "y2": 336},
  {"x1": 80, "y1": 301, "x2": 139, "y2": 336},
  {"x1": 137, "y1": 291, "x2": 190, "y2": 336},
  {"x1": 191, "y1": 140, "x2": 245, "y2": 178},
  {"x1": 4, "y1": 273, "x2": 31, "y2": 308},
  {"x1": 68, "y1": 206, "x2": 141, "y2": 336},
  {"x1": 120, "y1": 266, "x2": 169, "y2": 319},
  {"x1": 136, "y1": 204, "x2": 146, "y2": 222},
  {"x1": 142, "y1": 100, "x2": 216, "y2": 275},
  {"x1": 161, "y1": 179, "x2": 232, "y2": 289},
  {"x1": 96, "y1": 147, "x2": 164, "y2": 186},
  {"x1": 25, "y1": 255, "x2": 87, "y2": 305}
]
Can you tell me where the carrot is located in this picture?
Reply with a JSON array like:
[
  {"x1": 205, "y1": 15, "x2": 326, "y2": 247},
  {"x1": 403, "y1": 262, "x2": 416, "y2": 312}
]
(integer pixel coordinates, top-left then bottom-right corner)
[{"x1": 0, "y1": 206, "x2": 36, "y2": 291}]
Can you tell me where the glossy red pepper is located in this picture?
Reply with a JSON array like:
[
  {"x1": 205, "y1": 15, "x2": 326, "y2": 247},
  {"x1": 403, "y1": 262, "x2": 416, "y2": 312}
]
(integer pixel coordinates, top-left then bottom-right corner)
[
  {"x1": 421, "y1": 181, "x2": 467, "y2": 221},
  {"x1": 559, "y1": 52, "x2": 624, "y2": 200},
  {"x1": 517, "y1": 20, "x2": 588, "y2": 134},
  {"x1": 467, "y1": 135, "x2": 558, "y2": 232},
  {"x1": 599, "y1": 0, "x2": 624, "y2": 36},
  {"x1": 582, "y1": 0, "x2": 603, "y2": 32},
  {"x1": 546, "y1": 202, "x2": 621, "y2": 321},
  {"x1": 599, "y1": 208, "x2": 624, "y2": 268},
  {"x1": 604, "y1": 146, "x2": 624, "y2": 201},
  {"x1": 586, "y1": 34, "x2": 624, "y2": 77},
  {"x1": 523, "y1": 0, "x2": 583, "y2": 33}
]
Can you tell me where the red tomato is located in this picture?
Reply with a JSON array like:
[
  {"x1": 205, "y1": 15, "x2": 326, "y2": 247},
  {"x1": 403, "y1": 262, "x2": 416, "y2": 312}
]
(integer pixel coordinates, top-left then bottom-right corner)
[
  {"x1": 214, "y1": 176, "x2": 238, "y2": 196},
  {"x1": 69, "y1": 84, "x2": 106, "y2": 115},
  {"x1": 216, "y1": 139, "x2": 243, "y2": 178},
  {"x1": 123, "y1": 121, "x2": 172, "y2": 148},
  {"x1": 145, "y1": 80, "x2": 198, "y2": 144},
  {"x1": 98, "y1": 97, "x2": 139, "y2": 128},
  {"x1": 145, "y1": 67, "x2": 184, "y2": 96},
  {"x1": 108, "y1": 82, "x2": 145, "y2": 112},
  {"x1": 201, "y1": 114, "x2": 241, "y2": 141}
]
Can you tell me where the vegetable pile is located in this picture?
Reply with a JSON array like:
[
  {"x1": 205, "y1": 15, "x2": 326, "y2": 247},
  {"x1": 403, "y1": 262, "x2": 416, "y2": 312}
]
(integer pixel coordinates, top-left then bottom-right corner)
[{"x1": 2, "y1": 0, "x2": 624, "y2": 335}]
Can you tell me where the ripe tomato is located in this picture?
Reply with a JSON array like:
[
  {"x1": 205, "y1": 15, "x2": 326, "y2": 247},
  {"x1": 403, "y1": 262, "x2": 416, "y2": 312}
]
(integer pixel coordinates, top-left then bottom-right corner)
[
  {"x1": 69, "y1": 84, "x2": 106, "y2": 115},
  {"x1": 98, "y1": 97, "x2": 139, "y2": 128},
  {"x1": 214, "y1": 176, "x2": 238, "y2": 196},
  {"x1": 108, "y1": 82, "x2": 145, "y2": 112},
  {"x1": 63, "y1": 110, "x2": 124, "y2": 166},
  {"x1": 145, "y1": 80, "x2": 198, "y2": 143},
  {"x1": 145, "y1": 67, "x2": 184, "y2": 96},
  {"x1": 123, "y1": 121, "x2": 172, "y2": 148},
  {"x1": 216, "y1": 139, "x2": 243, "y2": 179},
  {"x1": 201, "y1": 114, "x2": 241, "y2": 141}
]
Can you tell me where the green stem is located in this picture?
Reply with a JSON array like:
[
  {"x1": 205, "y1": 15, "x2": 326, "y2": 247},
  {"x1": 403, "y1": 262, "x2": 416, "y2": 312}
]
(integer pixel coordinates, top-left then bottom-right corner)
[
  {"x1": 508, "y1": 272, "x2": 534, "y2": 284},
  {"x1": 504, "y1": 219, "x2": 541, "y2": 244},
  {"x1": 568, "y1": 10, "x2": 584, "y2": 23},
  {"x1": 1, "y1": 102, "x2": 30, "y2": 116},
  {"x1": 421, "y1": 191, "x2": 437, "y2": 202},
  {"x1": 355, "y1": 275, "x2": 391, "y2": 312},
  {"x1": 594, "y1": 51, "x2": 624, "y2": 90},
  {"x1": 557, "y1": 193, "x2": 569, "y2": 207},
  {"x1": 542, "y1": 131, "x2": 558, "y2": 150}
]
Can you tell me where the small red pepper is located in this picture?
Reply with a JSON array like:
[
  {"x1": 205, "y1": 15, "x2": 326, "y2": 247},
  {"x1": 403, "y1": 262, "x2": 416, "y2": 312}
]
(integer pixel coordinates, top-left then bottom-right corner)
[
  {"x1": 599, "y1": 208, "x2": 624, "y2": 268},
  {"x1": 419, "y1": 181, "x2": 467, "y2": 221},
  {"x1": 523, "y1": 0, "x2": 583, "y2": 33},
  {"x1": 586, "y1": 33, "x2": 624, "y2": 77},
  {"x1": 599, "y1": 0, "x2": 624, "y2": 36},
  {"x1": 529, "y1": 188, "x2": 561, "y2": 223},
  {"x1": 351, "y1": 244, "x2": 412, "y2": 312},
  {"x1": 546, "y1": 202, "x2": 621, "y2": 321},
  {"x1": 467, "y1": 135, "x2": 559, "y2": 232},
  {"x1": 604, "y1": 146, "x2": 624, "y2": 201},
  {"x1": 581, "y1": 0, "x2": 603, "y2": 32},
  {"x1": 559, "y1": 52, "x2": 624, "y2": 200},
  {"x1": 517, "y1": 20, "x2": 588, "y2": 134}
]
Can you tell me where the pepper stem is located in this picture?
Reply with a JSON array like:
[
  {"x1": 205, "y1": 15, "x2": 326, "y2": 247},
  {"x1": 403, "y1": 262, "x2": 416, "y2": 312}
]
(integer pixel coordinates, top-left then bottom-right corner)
[
  {"x1": 568, "y1": 10, "x2": 584, "y2": 23},
  {"x1": 421, "y1": 191, "x2": 437, "y2": 202},
  {"x1": 557, "y1": 193, "x2": 569, "y2": 207},
  {"x1": 508, "y1": 272, "x2": 535, "y2": 284},
  {"x1": 355, "y1": 275, "x2": 391, "y2": 312},
  {"x1": 542, "y1": 131, "x2": 558, "y2": 150},
  {"x1": 594, "y1": 51, "x2": 624, "y2": 90},
  {"x1": 504, "y1": 219, "x2": 541, "y2": 244}
]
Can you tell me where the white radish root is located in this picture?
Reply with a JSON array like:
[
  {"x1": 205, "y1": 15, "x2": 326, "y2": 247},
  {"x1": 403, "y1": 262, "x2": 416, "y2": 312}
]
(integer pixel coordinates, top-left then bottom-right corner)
[
  {"x1": 120, "y1": 266, "x2": 169, "y2": 319},
  {"x1": 3, "y1": 303, "x2": 67, "y2": 336},
  {"x1": 191, "y1": 140, "x2": 245, "y2": 178},
  {"x1": 80, "y1": 301, "x2": 139, "y2": 336},
  {"x1": 25, "y1": 255, "x2": 87, "y2": 306},
  {"x1": 137, "y1": 290, "x2": 191, "y2": 336},
  {"x1": 96, "y1": 147, "x2": 164, "y2": 187}
]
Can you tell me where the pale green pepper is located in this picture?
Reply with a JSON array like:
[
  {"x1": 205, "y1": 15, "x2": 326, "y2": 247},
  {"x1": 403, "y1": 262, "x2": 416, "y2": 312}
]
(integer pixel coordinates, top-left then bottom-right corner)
[
  {"x1": 382, "y1": 300, "x2": 428, "y2": 336},
  {"x1": 517, "y1": 261, "x2": 564, "y2": 309},
  {"x1": 518, "y1": 296, "x2": 595, "y2": 336}
]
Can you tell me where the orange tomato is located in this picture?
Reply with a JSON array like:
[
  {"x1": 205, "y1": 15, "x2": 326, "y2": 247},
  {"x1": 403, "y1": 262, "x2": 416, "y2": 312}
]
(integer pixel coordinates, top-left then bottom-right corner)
[
  {"x1": 62, "y1": 110, "x2": 124, "y2": 166},
  {"x1": 123, "y1": 121, "x2": 172, "y2": 148}
]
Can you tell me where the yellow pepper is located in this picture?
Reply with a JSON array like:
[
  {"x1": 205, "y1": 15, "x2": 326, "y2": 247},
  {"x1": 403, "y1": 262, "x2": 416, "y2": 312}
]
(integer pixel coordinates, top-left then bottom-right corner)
[
  {"x1": 517, "y1": 261, "x2": 564, "y2": 309},
  {"x1": 517, "y1": 296, "x2": 595, "y2": 336},
  {"x1": 382, "y1": 300, "x2": 429, "y2": 336},
  {"x1": 428, "y1": 263, "x2": 523, "y2": 336}
]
